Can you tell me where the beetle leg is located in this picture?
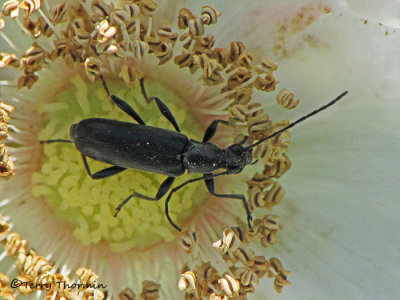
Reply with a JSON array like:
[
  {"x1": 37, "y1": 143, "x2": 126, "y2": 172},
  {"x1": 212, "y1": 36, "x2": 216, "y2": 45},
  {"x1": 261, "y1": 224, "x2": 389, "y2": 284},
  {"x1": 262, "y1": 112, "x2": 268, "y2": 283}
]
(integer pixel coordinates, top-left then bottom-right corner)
[
  {"x1": 81, "y1": 154, "x2": 126, "y2": 179},
  {"x1": 110, "y1": 95, "x2": 146, "y2": 125},
  {"x1": 131, "y1": 176, "x2": 175, "y2": 201},
  {"x1": 204, "y1": 174, "x2": 253, "y2": 228},
  {"x1": 162, "y1": 171, "x2": 227, "y2": 231},
  {"x1": 140, "y1": 78, "x2": 181, "y2": 132},
  {"x1": 202, "y1": 119, "x2": 229, "y2": 142},
  {"x1": 40, "y1": 139, "x2": 72, "y2": 144},
  {"x1": 113, "y1": 176, "x2": 175, "y2": 217},
  {"x1": 100, "y1": 75, "x2": 146, "y2": 124}
]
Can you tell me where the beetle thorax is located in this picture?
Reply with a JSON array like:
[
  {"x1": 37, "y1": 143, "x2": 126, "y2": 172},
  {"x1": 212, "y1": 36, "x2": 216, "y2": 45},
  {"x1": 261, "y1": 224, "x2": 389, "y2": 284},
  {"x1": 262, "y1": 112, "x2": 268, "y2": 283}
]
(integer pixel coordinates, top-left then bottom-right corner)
[{"x1": 182, "y1": 140, "x2": 253, "y2": 174}]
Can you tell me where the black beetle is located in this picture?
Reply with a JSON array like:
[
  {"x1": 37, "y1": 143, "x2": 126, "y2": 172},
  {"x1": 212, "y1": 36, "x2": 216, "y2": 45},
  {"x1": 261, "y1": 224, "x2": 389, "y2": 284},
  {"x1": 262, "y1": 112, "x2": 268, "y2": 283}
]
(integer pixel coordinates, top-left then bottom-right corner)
[{"x1": 41, "y1": 77, "x2": 348, "y2": 231}]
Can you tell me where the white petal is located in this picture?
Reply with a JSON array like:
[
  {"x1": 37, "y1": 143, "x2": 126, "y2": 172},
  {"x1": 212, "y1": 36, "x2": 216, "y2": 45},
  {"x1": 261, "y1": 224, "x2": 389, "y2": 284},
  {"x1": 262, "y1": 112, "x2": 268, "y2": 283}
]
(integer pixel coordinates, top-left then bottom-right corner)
[
  {"x1": 251, "y1": 12, "x2": 400, "y2": 300},
  {"x1": 198, "y1": 0, "x2": 399, "y2": 57},
  {"x1": 191, "y1": 0, "x2": 344, "y2": 57},
  {"x1": 338, "y1": 0, "x2": 400, "y2": 28}
]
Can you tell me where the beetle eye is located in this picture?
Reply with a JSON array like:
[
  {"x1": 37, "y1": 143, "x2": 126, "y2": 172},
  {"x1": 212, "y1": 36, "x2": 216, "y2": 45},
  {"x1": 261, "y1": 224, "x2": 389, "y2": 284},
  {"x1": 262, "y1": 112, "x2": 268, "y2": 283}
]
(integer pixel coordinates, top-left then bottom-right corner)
[{"x1": 228, "y1": 144, "x2": 243, "y2": 155}]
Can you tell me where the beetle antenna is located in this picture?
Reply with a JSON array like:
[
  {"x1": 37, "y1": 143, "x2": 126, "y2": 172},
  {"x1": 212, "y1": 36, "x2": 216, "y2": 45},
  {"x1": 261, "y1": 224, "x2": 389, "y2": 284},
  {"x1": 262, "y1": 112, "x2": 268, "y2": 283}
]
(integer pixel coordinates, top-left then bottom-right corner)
[
  {"x1": 245, "y1": 91, "x2": 348, "y2": 149},
  {"x1": 250, "y1": 159, "x2": 259, "y2": 165},
  {"x1": 99, "y1": 75, "x2": 111, "y2": 97}
]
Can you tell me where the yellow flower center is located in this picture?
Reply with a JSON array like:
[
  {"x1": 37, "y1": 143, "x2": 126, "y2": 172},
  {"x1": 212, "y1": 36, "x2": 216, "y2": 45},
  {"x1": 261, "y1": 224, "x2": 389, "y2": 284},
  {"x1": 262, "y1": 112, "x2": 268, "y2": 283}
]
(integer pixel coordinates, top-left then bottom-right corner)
[{"x1": 32, "y1": 75, "x2": 206, "y2": 250}]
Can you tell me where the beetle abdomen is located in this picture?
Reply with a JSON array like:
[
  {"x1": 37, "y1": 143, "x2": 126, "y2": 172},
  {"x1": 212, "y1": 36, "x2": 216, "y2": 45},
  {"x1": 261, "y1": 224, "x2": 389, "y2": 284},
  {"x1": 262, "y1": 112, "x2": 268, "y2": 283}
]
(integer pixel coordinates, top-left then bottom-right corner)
[{"x1": 70, "y1": 118, "x2": 188, "y2": 177}]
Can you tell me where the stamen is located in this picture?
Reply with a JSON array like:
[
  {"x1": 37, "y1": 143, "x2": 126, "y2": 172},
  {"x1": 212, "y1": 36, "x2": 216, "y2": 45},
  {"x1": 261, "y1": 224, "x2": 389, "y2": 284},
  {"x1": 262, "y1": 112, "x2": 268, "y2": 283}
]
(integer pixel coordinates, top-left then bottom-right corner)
[
  {"x1": 0, "y1": 249, "x2": 8, "y2": 262},
  {"x1": 135, "y1": 18, "x2": 141, "y2": 41},
  {"x1": 140, "y1": 280, "x2": 161, "y2": 299},
  {"x1": 140, "y1": 0, "x2": 157, "y2": 17},
  {"x1": 115, "y1": 17, "x2": 130, "y2": 44},
  {"x1": 48, "y1": 1, "x2": 67, "y2": 24},
  {"x1": 119, "y1": 288, "x2": 136, "y2": 300},
  {"x1": 0, "y1": 32, "x2": 19, "y2": 52},
  {"x1": 2, "y1": 1, "x2": 20, "y2": 19},
  {"x1": 146, "y1": 16, "x2": 153, "y2": 37},
  {"x1": 268, "y1": 258, "x2": 291, "y2": 293},
  {"x1": 178, "y1": 271, "x2": 196, "y2": 292},
  {"x1": 36, "y1": 8, "x2": 61, "y2": 38},
  {"x1": 180, "y1": 230, "x2": 197, "y2": 254},
  {"x1": 14, "y1": 17, "x2": 31, "y2": 36},
  {"x1": 201, "y1": 6, "x2": 221, "y2": 25},
  {"x1": 19, "y1": 0, "x2": 41, "y2": 15},
  {"x1": 0, "y1": 199, "x2": 10, "y2": 207},
  {"x1": 203, "y1": 77, "x2": 257, "y2": 106},
  {"x1": 124, "y1": 3, "x2": 140, "y2": 19},
  {"x1": 276, "y1": 88, "x2": 300, "y2": 109},
  {"x1": 218, "y1": 273, "x2": 240, "y2": 297}
]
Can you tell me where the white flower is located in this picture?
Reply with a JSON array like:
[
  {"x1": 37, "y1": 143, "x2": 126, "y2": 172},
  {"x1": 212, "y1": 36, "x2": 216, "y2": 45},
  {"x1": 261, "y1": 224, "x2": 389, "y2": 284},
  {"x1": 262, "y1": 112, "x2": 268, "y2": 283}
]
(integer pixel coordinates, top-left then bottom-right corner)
[{"x1": 0, "y1": 0, "x2": 399, "y2": 299}]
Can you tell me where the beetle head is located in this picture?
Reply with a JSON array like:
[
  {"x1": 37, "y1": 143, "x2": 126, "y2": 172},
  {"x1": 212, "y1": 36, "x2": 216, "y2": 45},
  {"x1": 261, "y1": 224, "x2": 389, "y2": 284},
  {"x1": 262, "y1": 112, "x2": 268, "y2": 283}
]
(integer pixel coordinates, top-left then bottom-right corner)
[{"x1": 225, "y1": 144, "x2": 253, "y2": 174}]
